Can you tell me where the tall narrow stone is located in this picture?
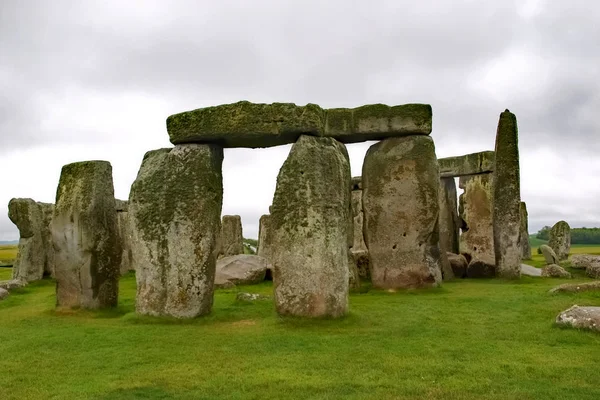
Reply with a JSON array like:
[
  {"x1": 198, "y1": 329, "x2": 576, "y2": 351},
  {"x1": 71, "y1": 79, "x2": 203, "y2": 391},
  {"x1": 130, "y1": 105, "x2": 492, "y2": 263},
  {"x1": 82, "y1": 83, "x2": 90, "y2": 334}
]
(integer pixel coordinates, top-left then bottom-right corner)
[
  {"x1": 115, "y1": 200, "x2": 132, "y2": 275},
  {"x1": 458, "y1": 174, "x2": 494, "y2": 264},
  {"x1": 257, "y1": 214, "x2": 272, "y2": 260},
  {"x1": 52, "y1": 161, "x2": 121, "y2": 309},
  {"x1": 362, "y1": 136, "x2": 443, "y2": 289},
  {"x1": 271, "y1": 135, "x2": 350, "y2": 318},
  {"x1": 548, "y1": 220, "x2": 571, "y2": 261},
  {"x1": 220, "y1": 215, "x2": 244, "y2": 257},
  {"x1": 129, "y1": 145, "x2": 223, "y2": 318},
  {"x1": 492, "y1": 110, "x2": 521, "y2": 279},
  {"x1": 520, "y1": 202, "x2": 531, "y2": 260},
  {"x1": 439, "y1": 177, "x2": 459, "y2": 255}
]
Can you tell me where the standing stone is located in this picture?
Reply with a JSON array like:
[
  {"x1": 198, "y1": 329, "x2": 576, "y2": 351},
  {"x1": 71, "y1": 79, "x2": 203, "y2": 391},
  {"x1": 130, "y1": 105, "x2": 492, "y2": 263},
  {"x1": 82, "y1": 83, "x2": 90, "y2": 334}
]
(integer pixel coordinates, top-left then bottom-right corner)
[
  {"x1": 362, "y1": 136, "x2": 442, "y2": 289},
  {"x1": 39, "y1": 203, "x2": 55, "y2": 277},
  {"x1": 439, "y1": 177, "x2": 459, "y2": 255},
  {"x1": 540, "y1": 244, "x2": 558, "y2": 265},
  {"x1": 220, "y1": 215, "x2": 244, "y2": 257},
  {"x1": 520, "y1": 202, "x2": 531, "y2": 260},
  {"x1": 548, "y1": 221, "x2": 571, "y2": 262},
  {"x1": 115, "y1": 200, "x2": 132, "y2": 275},
  {"x1": 129, "y1": 145, "x2": 223, "y2": 318},
  {"x1": 52, "y1": 161, "x2": 121, "y2": 309},
  {"x1": 351, "y1": 178, "x2": 367, "y2": 252},
  {"x1": 493, "y1": 110, "x2": 521, "y2": 279},
  {"x1": 257, "y1": 214, "x2": 272, "y2": 260},
  {"x1": 271, "y1": 135, "x2": 350, "y2": 318}
]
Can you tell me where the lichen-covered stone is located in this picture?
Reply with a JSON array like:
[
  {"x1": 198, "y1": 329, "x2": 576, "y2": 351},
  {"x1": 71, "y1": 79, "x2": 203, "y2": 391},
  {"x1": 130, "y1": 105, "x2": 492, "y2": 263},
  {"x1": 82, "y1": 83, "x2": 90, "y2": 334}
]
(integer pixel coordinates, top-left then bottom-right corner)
[
  {"x1": 587, "y1": 264, "x2": 600, "y2": 279},
  {"x1": 351, "y1": 187, "x2": 367, "y2": 252},
  {"x1": 216, "y1": 254, "x2": 269, "y2": 285},
  {"x1": 520, "y1": 202, "x2": 531, "y2": 260},
  {"x1": 439, "y1": 177, "x2": 459, "y2": 255},
  {"x1": 271, "y1": 135, "x2": 350, "y2": 318},
  {"x1": 541, "y1": 264, "x2": 571, "y2": 278},
  {"x1": 458, "y1": 174, "x2": 494, "y2": 263},
  {"x1": 115, "y1": 200, "x2": 132, "y2": 275},
  {"x1": 493, "y1": 110, "x2": 521, "y2": 279},
  {"x1": 540, "y1": 244, "x2": 558, "y2": 265},
  {"x1": 570, "y1": 254, "x2": 600, "y2": 270},
  {"x1": 556, "y1": 306, "x2": 600, "y2": 332},
  {"x1": 362, "y1": 136, "x2": 442, "y2": 289},
  {"x1": 447, "y1": 252, "x2": 468, "y2": 278},
  {"x1": 548, "y1": 221, "x2": 571, "y2": 262},
  {"x1": 257, "y1": 214, "x2": 272, "y2": 261},
  {"x1": 220, "y1": 215, "x2": 244, "y2": 257},
  {"x1": 52, "y1": 161, "x2": 121, "y2": 309},
  {"x1": 438, "y1": 151, "x2": 495, "y2": 178},
  {"x1": 129, "y1": 145, "x2": 223, "y2": 318},
  {"x1": 351, "y1": 249, "x2": 371, "y2": 281}
]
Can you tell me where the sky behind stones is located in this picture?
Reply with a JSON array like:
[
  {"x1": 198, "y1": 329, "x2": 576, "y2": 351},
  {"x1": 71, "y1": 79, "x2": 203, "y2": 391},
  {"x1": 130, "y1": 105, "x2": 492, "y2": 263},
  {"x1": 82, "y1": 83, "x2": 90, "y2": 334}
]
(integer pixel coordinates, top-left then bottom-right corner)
[{"x1": 1, "y1": 0, "x2": 599, "y2": 240}]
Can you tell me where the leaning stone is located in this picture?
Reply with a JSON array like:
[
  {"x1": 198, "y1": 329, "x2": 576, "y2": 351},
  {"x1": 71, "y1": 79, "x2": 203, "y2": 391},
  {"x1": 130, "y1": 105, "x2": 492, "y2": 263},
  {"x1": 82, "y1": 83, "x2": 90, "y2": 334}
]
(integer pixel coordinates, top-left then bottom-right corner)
[
  {"x1": 236, "y1": 292, "x2": 271, "y2": 302},
  {"x1": 363, "y1": 136, "x2": 442, "y2": 289},
  {"x1": 548, "y1": 221, "x2": 571, "y2": 262},
  {"x1": 447, "y1": 252, "x2": 468, "y2": 278},
  {"x1": 549, "y1": 281, "x2": 600, "y2": 294},
  {"x1": 556, "y1": 306, "x2": 600, "y2": 332},
  {"x1": 541, "y1": 264, "x2": 571, "y2": 278},
  {"x1": 540, "y1": 245, "x2": 558, "y2": 265},
  {"x1": 220, "y1": 215, "x2": 244, "y2": 257},
  {"x1": 587, "y1": 264, "x2": 600, "y2": 279},
  {"x1": 438, "y1": 151, "x2": 495, "y2": 178},
  {"x1": 439, "y1": 177, "x2": 460, "y2": 255},
  {"x1": 570, "y1": 254, "x2": 600, "y2": 269},
  {"x1": 271, "y1": 135, "x2": 350, "y2": 318},
  {"x1": 216, "y1": 254, "x2": 269, "y2": 286},
  {"x1": 0, "y1": 288, "x2": 9, "y2": 300},
  {"x1": 520, "y1": 202, "x2": 531, "y2": 260},
  {"x1": 492, "y1": 110, "x2": 522, "y2": 279},
  {"x1": 458, "y1": 174, "x2": 494, "y2": 262},
  {"x1": 52, "y1": 161, "x2": 121, "y2": 309},
  {"x1": 466, "y1": 257, "x2": 495, "y2": 278},
  {"x1": 129, "y1": 145, "x2": 223, "y2": 318}
]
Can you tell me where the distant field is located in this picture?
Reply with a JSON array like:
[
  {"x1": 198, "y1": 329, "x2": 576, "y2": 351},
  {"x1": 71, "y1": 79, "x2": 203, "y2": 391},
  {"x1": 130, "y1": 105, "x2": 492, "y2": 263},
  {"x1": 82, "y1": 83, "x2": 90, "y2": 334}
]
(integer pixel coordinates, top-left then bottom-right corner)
[
  {"x1": 529, "y1": 236, "x2": 548, "y2": 248},
  {"x1": 0, "y1": 245, "x2": 17, "y2": 267}
]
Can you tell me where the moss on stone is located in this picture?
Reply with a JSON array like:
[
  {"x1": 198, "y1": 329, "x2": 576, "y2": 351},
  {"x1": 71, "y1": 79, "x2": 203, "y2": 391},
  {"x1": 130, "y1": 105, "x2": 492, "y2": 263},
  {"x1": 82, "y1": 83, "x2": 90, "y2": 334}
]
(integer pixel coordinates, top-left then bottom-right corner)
[{"x1": 439, "y1": 151, "x2": 495, "y2": 178}]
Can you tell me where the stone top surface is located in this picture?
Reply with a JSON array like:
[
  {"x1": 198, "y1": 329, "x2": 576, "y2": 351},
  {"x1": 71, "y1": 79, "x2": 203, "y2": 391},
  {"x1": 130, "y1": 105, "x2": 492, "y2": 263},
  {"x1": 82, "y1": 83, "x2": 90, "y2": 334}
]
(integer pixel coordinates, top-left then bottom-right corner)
[
  {"x1": 166, "y1": 101, "x2": 432, "y2": 148},
  {"x1": 438, "y1": 151, "x2": 495, "y2": 178}
]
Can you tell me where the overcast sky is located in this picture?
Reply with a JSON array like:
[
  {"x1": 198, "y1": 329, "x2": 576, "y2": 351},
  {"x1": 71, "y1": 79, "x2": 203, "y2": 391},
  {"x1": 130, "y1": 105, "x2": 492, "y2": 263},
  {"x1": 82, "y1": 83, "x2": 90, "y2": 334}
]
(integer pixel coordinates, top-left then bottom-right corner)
[{"x1": 1, "y1": 0, "x2": 599, "y2": 241}]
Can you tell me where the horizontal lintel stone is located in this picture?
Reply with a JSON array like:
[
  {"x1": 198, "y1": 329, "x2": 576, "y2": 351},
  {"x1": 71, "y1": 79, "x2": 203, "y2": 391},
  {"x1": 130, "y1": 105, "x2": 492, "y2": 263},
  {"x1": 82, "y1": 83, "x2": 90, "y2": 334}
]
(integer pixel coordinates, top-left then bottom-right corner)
[{"x1": 438, "y1": 151, "x2": 495, "y2": 178}]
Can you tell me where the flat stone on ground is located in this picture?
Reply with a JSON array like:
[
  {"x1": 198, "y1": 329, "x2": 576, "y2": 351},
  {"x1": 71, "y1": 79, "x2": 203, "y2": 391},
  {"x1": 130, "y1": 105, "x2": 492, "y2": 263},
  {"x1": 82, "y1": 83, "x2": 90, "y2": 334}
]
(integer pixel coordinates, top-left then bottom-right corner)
[{"x1": 556, "y1": 306, "x2": 600, "y2": 332}]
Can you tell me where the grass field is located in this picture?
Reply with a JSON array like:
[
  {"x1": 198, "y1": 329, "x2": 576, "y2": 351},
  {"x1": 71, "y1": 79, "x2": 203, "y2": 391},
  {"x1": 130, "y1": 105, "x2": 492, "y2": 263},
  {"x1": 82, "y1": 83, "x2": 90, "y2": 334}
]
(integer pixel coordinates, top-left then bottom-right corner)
[
  {"x1": 1, "y1": 270, "x2": 600, "y2": 399},
  {"x1": 0, "y1": 244, "x2": 17, "y2": 266}
]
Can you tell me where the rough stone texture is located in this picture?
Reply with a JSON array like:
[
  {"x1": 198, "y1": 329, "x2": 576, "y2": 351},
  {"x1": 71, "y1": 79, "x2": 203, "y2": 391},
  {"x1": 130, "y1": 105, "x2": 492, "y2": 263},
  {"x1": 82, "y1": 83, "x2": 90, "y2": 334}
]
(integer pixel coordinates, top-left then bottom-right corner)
[
  {"x1": 220, "y1": 215, "x2": 244, "y2": 257},
  {"x1": 167, "y1": 101, "x2": 432, "y2": 148},
  {"x1": 216, "y1": 255, "x2": 269, "y2": 285},
  {"x1": 541, "y1": 264, "x2": 572, "y2": 278},
  {"x1": 540, "y1": 245, "x2": 558, "y2": 265},
  {"x1": 257, "y1": 214, "x2": 273, "y2": 263},
  {"x1": 587, "y1": 264, "x2": 600, "y2": 279},
  {"x1": 556, "y1": 306, "x2": 600, "y2": 332},
  {"x1": 352, "y1": 250, "x2": 371, "y2": 281},
  {"x1": 466, "y1": 257, "x2": 495, "y2": 278},
  {"x1": 549, "y1": 281, "x2": 600, "y2": 294},
  {"x1": 115, "y1": 200, "x2": 133, "y2": 275},
  {"x1": 351, "y1": 176, "x2": 362, "y2": 190},
  {"x1": 0, "y1": 288, "x2": 8, "y2": 300},
  {"x1": 439, "y1": 252, "x2": 455, "y2": 281},
  {"x1": 52, "y1": 161, "x2": 121, "y2": 309},
  {"x1": 438, "y1": 151, "x2": 495, "y2": 178},
  {"x1": 0, "y1": 279, "x2": 26, "y2": 291},
  {"x1": 520, "y1": 202, "x2": 531, "y2": 260},
  {"x1": 8, "y1": 198, "x2": 54, "y2": 282},
  {"x1": 521, "y1": 264, "x2": 541, "y2": 277},
  {"x1": 129, "y1": 145, "x2": 223, "y2": 318},
  {"x1": 270, "y1": 135, "x2": 350, "y2": 318},
  {"x1": 493, "y1": 110, "x2": 522, "y2": 279},
  {"x1": 362, "y1": 136, "x2": 442, "y2": 289},
  {"x1": 351, "y1": 188, "x2": 367, "y2": 252},
  {"x1": 570, "y1": 254, "x2": 600, "y2": 269},
  {"x1": 458, "y1": 174, "x2": 494, "y2": 264},
  {"x1": 439, "y1": 177, "x2": 459, "y2": 255},
  {"x1": 548, "y1": 221, "x2": 571, "y2": 262},
  {"x1": 447, "y1": 252, "x2": 468, "y2": 278},
  {"x1": 347, "y1": 252, "x2": 361, "y2": 290}
]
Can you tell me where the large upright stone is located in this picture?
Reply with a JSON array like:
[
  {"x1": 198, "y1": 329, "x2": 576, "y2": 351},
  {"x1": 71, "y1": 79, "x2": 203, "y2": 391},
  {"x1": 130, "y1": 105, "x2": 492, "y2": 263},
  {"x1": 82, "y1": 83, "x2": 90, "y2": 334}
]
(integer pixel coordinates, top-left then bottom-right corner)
[
  {"x1": 351, "y1": 179, "x2": 367, "y2": 252},
  {"x1": 438, "y1": 151, "x2": 495, "y2": 178},
  {"x1": 220, "y1": 215, "x2": 244, "y2": 257},
  {"x1": 458, "y1": 174, "x2": 494, "y2": 265},
  {"x1": 493, "y1": 110, "x2": 521, "y2": 279},
  {"x1": 52, "y1": 161, "x2": 121, "y2": 309},
  {"x1": 548, "y1": 221, "x2": 571, "y2": 261},
  {"x1": 115, "y1": 200, "x2": 132, "y2": 275},
  {"x1": 439, "y1": 177, "x2": 459, "y2": 255},
  {"x1": 271, "y1": 135, "x2": 350, "y2": 318},
  {"x1": 129, "y1": 145, "x2": 223, "y2": 318},
  {"x1": 257, "y1": 214, "x2": 272, "y2": 261},
  {"x1": 362, "y1": 136, "x2": 442, "y2": 289},
  {"x1": 520, "y1": 202, "x2": 531, "y2": 260}
]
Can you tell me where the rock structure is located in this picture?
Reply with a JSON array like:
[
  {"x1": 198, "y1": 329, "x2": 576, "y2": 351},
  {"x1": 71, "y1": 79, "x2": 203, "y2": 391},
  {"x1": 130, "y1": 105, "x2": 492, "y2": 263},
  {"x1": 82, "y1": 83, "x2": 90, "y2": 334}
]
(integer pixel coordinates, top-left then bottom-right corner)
[
  {"x1": 362, "y1": 136, "x2": 442, "y2": 289},
  {"x1": 351, "y1": 177, "x2": 367, "y2": 252},
  {"x1": 549, "y1": 281, "x2": 600, "y2": 294},
  {"x1": 556, "y1": 306, "x2": 600, "y2": 333},
  {"x1": 458, "y1": 174, "x2": 494, "y2": 266},
  {"x1": 0, "y1": 288, "x2": 8, "y2": 300},
  {"x1": 492, "y1": 110, "x2": 521, "y2": 279},
  {"x1": 8, "y1": 198, "x2": 54, "y2": 282},
  {"x1": 257, "y1": 214, "x2": 272, "y2": 261},
  {"x1": 270, "y1": 135, "x2": 351, "y2": 318},
  {"x1": 587, "y1": 264, "x2": 600, "y2": 279},
  {"x1": 220, "y1": 215, "x2": 244, "y2": 257},
  {"x1": 548, "y1": 221, "x2": 570, "y2": 262},
  {"x1": 52, "y1": 161, "x2": 121, "y2": 309},
  {"x1": 115, "y1": 199, "x2": 133, "y2": 275},
  {"x1": 541, "y1": 264, "x2": 571, "y2": 278},
  {"x1": 438, "y1": 178, "x2": 459, "y2": 255},
  {"x1": 129, "y1": 145, "x2": 223, "y2": 318},
  {"x1": 570, "y1": 254, "x2": 600, "y2": 270},
  {"x1": 447, "y1": 252, "x2": 468, "y2": 278},
  {"x1": 540, "y1": 244, "x2": 558, "y2": 265},
  {"x1": 216, "y1": 254, "x2": 269, "y2": 286},
  {"x1": 520, "y1": 202, "x2": 531, "y2": 260},
  {"x1": 520, "y1": 264, "x2": 541, "y2": 277},
  {"x1": 438, "y1": 151, "x2": 495, "y2": 178}
]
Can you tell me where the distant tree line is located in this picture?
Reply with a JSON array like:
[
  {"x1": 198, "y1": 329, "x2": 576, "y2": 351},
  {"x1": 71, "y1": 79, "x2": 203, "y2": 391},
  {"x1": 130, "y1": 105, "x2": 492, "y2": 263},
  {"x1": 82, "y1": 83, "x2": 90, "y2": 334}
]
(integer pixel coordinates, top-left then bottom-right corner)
[{"x1": 536, "y1": 226, "x2": 600, "y2": 244}]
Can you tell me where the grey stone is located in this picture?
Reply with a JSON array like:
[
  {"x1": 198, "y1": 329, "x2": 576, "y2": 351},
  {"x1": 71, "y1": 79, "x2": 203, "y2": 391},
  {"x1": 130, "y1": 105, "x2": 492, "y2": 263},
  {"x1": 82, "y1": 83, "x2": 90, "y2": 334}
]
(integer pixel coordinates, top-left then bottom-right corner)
[
  {"x1": 541, "y1": 264, "x2": 571, "y2": 278},
  {"x1": 362, "y1": 136, "x2": 442, "y2": 289},
  {"x1": 0, "y1": 288, "x2": 9, "y2": 300},
  {"x1": 52, "y1": 161, "x2": 121, "y2": 309},
  {"x1": 570, "y1": 254, "x2": 600, "y2": 269},
  {"x1": 347, "y1": 251, "x2": 361, "y2": 290},
  {"x1": 548, "y1": 221, "x2": 571, "y2": 262},
  {"x1": 257, "y1": 214, "x2": 272, "y2": 262},
  {"x1": 520, "y1": 202, "x2": 531, "y2": 260},
  {"x1": 0, "y1": 279, "x2": 26, "y2": 291},
  {"x1": 447, "y1": 252, "x2": 468, "y2": 278},
  {"x1": 220, "y1": 215, "x2": 244, "y2": 257},
  {"x1": 236, "y1": 292, "x2": 271, "y2": 302},
  {"x1": 351, "y1": 188, "x2": 367, "y2": 252},
  {"x1": 520, "y1": 264, "x2": 541, "y2": 277},
  {"x1": 458, "y1": 174, "x2": 494, "y2": 262},
  {"x1": 587, "y1": 264, "x2": 600, "y2": 279},
  {"x1": 556, "y1": 306, "x2": 600, "y2": 332},
  {"x1": 439, "y1": 177, "x2": 459, "y2": 255},
  {"x1": 438, "y1": 151, "x2": 495, "y2": 178},
  {"x1": 129, "y1": 145, "x2": 223, "y2": 318},
  {"x1": 352, "y1": 249, "x2": 371, "y2": 281},
  {"x1": 492, "y1": 110, "x2": 522, "y2": 279},
  {"x1": 549, "y1": 281, "x2": 600, "y2": 294},
  {"x1": 216, "y1": 254, "x2": 269, "y2": 286},
  {"x1": 115, "y1": 201, "x2": 133, "y2": 275},
  {"x1": 540, "y1": 245, "x2": 558, "y2": 265},
  {"x1": 271, "y1": 135, "x2": 350, "y2": 318},
  {"x1": 466, "y1": 257, "x2": 495, "y2": 278}
]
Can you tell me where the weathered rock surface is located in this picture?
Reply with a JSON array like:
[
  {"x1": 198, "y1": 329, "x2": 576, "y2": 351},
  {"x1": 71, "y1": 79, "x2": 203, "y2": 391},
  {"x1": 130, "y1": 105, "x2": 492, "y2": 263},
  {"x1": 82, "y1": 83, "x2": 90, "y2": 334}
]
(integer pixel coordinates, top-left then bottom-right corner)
[
  {"x1": 439, "y1": 178, "x2": 459, "y2": 255},
  {"x1": 347, "y1": 252, "x2": 361, "y2": 290},
  {"x1": 220, "y1": 215, "x2": 244, "y2": 257},
  {"x1": 167, "y1": 101, "x2": 432, "y2": 148},
  {"x1": 236, "y1": 292, "x2": 271, "y2": 302},
  {"x1": 129, "y1": 145, "x2": 223, "y2": 318},
  {"x1": 352, "y1": 249, "x2": 371, "y2": 281},
  {"x1": 0, "y1": 279, "x2": 26, "y2": 291},
  {"x1": 466, "y1": 257, "x2": 495, "y2": 278},
  {"x1": 520, "y1": 202, "x2": 531, "y2": 260},
  {"x1": 438, "y1": 151, "x2": 495, "y2": 178},
  {"x1": 549, "y1": 221, "x2": 571, "y2": 262},
  {"x1": 549, "y1": 281, "x2": 600, "y2": 294},
  {"x1": 492, "y1": 110, "x2": 522, "y2": 279},
  {"x1": 351, "y1": 176, "x2": 362, "y2": 190},
  {"x1": 570, "y1": 254, "x2": 600, "y2": 269},
  {"x1": 115, "y1": 200, "x2": 133, "y2": 275},
  {"x1": 216, "y1": 255, "x2": 269, "y2": 286},
  {"x1": 540, "y1": 245, "x2": 558, "y2": 265},
  {"x1": 520, "y1": 264, "x2": 541, "y2": 277},
  {"x1": 541, "y1": 264, "x2": 571, "y2": 278},
  {"x1": 447, "y1": 252, "x2": 468, "y2": 278},
  {"x1": 587, "y1": 264, "x2": 600, "y2": 279},
  {"x1": 363, "y1": 136, "x2": 442, "y2": 289},
  {"x1": 556, "y1": 306, "x2": 600, "y2": 332},
  {"x1": 351, "y1": 185, "x2": 367, "y2": 252},
  {"x1": 0, "y1": 288, "x2": 9, "y2": 300},
  {"x1": 271, "y1": 135, "x2": 350, "y2": 318},
  {"x1": 257, "y1": 214, "x2": 273, "y2": 263},
  {"x1": 458, "y1": 174, "x2": 494, "y2": 262},
  {"x1": 52, "y1": 161, "x2": 121, "y2": 309}
]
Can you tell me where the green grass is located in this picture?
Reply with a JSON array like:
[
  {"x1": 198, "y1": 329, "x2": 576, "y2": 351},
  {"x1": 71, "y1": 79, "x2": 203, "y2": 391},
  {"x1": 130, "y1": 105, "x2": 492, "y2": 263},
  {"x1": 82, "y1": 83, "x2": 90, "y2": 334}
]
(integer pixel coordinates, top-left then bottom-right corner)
[
  {"x1": 0, "y1": 267, "x2": 12, "y2": 280},
  {"x1": 0, "y1": 244, "x2": 17, "y2": 266},
  {"x1": 528, "y1": 236, "x2": 548, "y2": 248},
  {"x1": 1, "y1": 273, "x2": 600, "y2": 399},
  {"x1": 525, "y1": 244, "x2": 600, "y2": 268}
]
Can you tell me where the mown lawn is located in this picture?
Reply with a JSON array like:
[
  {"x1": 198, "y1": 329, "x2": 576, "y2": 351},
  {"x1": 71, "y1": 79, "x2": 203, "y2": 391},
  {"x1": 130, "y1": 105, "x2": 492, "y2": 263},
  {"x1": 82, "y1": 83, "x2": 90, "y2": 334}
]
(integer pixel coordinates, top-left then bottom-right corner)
[
  {"x1": 1, "y1": 270, "x2": 600, "y2": 400},
  {"x1": 0, "y1": 245, "x2": 17, "y2": 266}
]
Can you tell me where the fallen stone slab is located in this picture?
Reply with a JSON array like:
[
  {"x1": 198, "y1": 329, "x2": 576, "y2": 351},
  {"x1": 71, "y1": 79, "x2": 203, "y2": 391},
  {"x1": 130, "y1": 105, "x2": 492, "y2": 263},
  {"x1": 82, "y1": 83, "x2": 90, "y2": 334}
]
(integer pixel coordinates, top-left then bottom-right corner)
[
  {"x1": 556, "y1": 305, "x2": 600, "y2": 332},
  {"x1": 549, "y1": 281, "x2": 600, "y2": 294},
  {"x1": 520, "y1": 264, "x2": 541, "y2": 277},
  {"x1": 216, "y1": 254, "x2": 269, "y2": 286},
  {"x1": 587, "y1": 264, "x2": 600, "y2": 279},
  {"x1": 438, "y1": 151, "x2": 495, "y2": 178},
  {"x1": 570, "y1": 254, "x2": 600, "y2": 269},
  {"x1": 541, "y1": 264, "x2": 571, "y2": 278},
  {"x1": 0, "y1": 279, "x2": 27, "y2": 291},
  {"x1": 0, "y1": 288, "x2": 9, "y2": 300}
]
